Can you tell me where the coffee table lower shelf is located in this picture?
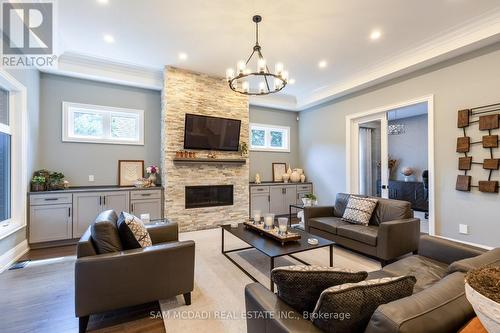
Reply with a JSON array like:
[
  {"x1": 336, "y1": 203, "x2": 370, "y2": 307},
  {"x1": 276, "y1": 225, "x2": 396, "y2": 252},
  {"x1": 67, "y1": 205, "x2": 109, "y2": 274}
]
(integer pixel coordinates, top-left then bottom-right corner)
[{"x1": 221, "y1": 224, "x2": 334, "y2": 292}]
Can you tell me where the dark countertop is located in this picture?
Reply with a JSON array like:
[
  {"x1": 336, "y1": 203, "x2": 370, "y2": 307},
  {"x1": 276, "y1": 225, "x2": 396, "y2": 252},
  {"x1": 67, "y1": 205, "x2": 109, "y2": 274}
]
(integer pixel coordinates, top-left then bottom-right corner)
[
  {"x1": 29, "y1": 185, "x2": 163, "y2": 195},
  {"x1": 249, "y1": 181, "x2": 312, "y2": 186}
]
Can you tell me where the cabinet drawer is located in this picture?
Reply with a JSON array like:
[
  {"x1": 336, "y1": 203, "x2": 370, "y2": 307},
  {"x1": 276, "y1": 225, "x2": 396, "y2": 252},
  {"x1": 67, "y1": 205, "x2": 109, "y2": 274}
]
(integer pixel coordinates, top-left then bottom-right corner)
[
  {"x1": 250, "y1": 186, "x2": 270, "y2": 194},
  {"x1": 297, "y1": 184, "x2": 313, "y2": 193},
  {"x1": 30, "y1": 193, "x2": 72, "y2": 206},
  {"x1": 130, "y1": 190, "x2": 161, "y2": 200}
]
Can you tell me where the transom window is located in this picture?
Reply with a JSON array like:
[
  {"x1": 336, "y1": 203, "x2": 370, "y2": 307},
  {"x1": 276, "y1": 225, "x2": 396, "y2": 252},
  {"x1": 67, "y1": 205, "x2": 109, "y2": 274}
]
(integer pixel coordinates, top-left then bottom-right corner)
[
  {"x1": 250, "y1": 123, "x2": 290, "y2": 152},
  {"x1": 62, "y1": 102, "x2": 144, "y2": 145}
]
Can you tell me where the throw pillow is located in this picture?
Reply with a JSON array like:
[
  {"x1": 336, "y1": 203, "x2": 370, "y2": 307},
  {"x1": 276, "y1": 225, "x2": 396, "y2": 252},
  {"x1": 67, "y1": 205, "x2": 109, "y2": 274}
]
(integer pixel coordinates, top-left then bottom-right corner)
[
  {"x1": 90, "y1": 211, "x2": 122, "y2": 254},
  {"x1": 311, "y1": 275, "x2": 416, "y2": 333},
  {"x1": 342, "y1": 196, "x2": 378, "y2": 225},
  {"x1": 117, "y1": 212, "x2": 153, "y2": 249},
  {"x1": 271, "y1": 266, "x2": 368, "y2": 314},
  {"x1": 447, "y1": 248, "x2": 500, "y2": 274}
]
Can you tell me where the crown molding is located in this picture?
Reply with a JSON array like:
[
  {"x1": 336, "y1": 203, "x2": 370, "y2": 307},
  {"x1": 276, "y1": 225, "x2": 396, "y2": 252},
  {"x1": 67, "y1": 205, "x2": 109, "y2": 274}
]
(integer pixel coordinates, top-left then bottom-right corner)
[{"x1": 296, "y1": 9, "x2": 500, "y2": 110}]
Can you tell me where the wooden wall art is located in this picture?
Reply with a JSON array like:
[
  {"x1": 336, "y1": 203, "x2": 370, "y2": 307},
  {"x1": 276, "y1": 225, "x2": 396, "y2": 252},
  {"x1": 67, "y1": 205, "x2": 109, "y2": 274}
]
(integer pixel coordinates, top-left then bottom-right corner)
[{"x1": 456, "y1": 102, "x2": 500, "y2": 193}]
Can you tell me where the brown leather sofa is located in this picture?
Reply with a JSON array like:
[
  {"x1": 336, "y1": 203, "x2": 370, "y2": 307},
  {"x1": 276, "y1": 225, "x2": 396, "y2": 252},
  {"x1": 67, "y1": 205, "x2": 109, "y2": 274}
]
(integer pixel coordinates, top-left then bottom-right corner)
[
  {"x1": 75, "y1": 211, "x2": 195, "y2": 332},
  {"x1": 304, "y1": 193, "x2": 420, "y2": 265},
  {"x1": 245, "y1": 235, "x2": 498, "y2": 333}
]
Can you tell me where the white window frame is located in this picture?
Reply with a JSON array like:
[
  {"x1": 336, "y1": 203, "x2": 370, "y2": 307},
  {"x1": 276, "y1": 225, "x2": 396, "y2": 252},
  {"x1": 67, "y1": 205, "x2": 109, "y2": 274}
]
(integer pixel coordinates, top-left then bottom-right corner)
[
  {"x1": 0, "y1": 69, "x2": 27, "y2": 240},
  {"x1": 62, "y1": 102, "x2": 144, "y2": 145},
  {"x1": 250, "y1": 123, "x2": 290, "y2": 152}
]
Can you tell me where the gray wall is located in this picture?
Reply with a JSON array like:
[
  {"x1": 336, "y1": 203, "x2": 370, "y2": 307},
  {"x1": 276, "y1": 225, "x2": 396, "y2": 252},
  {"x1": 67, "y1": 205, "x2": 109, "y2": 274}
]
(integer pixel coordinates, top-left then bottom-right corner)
[
  {"x1": 388, "y1": 114, "x2": 428, "y2": 181},
  {"x1": 299, "y1": 43, "x2": 500, "y2": 247},
  {"x1": 0, "y1": 69, "x2": 40, "y2": 257},
  {"x1": 39, "y1": 73, "x2": 161, "y2": 186},
  {"x1": 249, "y1": 106, "x2": 299, "y2": 181}
]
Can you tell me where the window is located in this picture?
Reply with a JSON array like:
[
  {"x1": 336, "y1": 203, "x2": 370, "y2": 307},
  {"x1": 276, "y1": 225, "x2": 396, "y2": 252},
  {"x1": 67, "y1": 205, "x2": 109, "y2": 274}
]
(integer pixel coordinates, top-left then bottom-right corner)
[
  {"x1": 0, "y1": 89, "x2": 11, "y2": 224},
  {"x1": 62, "y1": 102, "x2": 144, "y2": 145},
  {"x1": 250, "y1": 123, "x2": 290, "y2": 152}
]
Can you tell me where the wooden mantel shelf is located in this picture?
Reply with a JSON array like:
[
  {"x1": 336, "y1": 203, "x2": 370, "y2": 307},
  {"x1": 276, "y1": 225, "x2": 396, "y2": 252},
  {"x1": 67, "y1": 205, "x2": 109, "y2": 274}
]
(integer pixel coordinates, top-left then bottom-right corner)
[{"x1": 173, "y1": 158, "x2": 247, "y2": 165}]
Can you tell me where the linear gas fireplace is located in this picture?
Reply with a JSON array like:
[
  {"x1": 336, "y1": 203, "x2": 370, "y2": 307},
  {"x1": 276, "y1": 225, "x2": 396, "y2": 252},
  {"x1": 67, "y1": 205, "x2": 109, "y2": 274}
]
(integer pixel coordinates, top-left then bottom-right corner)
[{"x1": 185, "y1": 185, "x2": 234, "y2": 209}]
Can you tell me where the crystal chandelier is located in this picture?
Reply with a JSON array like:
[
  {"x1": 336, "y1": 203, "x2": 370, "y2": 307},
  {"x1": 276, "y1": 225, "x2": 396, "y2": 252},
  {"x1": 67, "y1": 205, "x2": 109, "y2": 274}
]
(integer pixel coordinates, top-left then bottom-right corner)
[
  {"x1": 388, "y1": 110, "x2": 406, "y2": 135},
  {"x1": 225, "y1": 15, "x2": 288, "y2": 95}
]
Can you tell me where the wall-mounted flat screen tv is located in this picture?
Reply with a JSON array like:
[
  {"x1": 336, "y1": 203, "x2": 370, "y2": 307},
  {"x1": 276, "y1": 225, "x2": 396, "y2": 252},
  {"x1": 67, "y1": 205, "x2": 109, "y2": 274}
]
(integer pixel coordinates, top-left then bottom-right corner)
[{"x1": 183, "y1": 114, "x2": 241, "y2": 151}]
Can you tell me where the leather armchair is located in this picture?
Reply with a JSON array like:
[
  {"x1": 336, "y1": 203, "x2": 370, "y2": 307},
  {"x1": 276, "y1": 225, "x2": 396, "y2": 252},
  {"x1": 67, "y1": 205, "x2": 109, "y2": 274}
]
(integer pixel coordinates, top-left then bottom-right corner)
[{"x1": 75, "y1": 217, "x2": 195, "y2": 332}]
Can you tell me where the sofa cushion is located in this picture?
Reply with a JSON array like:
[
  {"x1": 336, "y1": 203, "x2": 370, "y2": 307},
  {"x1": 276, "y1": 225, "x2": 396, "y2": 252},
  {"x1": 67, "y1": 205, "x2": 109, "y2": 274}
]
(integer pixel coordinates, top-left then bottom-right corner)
[
  {"x1": 311, "y1": 276, "x2": 416, "y2": 333},
  {"x1": 117, "y1": 212, "x2": 153, "y2": 249},
  {"x1": 336, "y1": 224, "x2": 378, "y2": 246},
  {"x1": 371, "y1": 197, "x2": 413, "y2": 225},
  {"x1": 382, "y1": 255, "x2": 448, "y2": 292},
  {"x1": 342, "y1": 196, "x2": 378, "y2": 225},
  {"x1": 309, "y1": 217, "x2": 350, "y2": 234},
  {"x1": 271, "y1": 266, "x2": 368, "y2": 314},
  {"x1": 448, "y1": 248, "x2": 500, "y2": 274},
  {"x1": 90, "y1": 210, "x2": 122, "y2": 254},
  {"x1": 366, "y1": 272, "x2": 473, "y2": 333}
]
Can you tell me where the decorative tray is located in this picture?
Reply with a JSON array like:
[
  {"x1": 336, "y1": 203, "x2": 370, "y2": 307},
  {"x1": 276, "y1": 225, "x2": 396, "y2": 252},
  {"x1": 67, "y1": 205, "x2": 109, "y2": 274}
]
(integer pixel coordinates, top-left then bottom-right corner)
[{"x1": 243, "y1": 221, "x2": 301, "y2": 245}]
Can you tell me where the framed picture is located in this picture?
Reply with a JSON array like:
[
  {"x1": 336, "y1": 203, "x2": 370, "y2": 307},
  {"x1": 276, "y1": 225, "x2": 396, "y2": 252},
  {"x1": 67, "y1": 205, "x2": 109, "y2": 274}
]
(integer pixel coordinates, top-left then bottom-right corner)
[
  {"x1": 118, "y1": 160, "x2": 144, "y2": 186},
  {"x1": 272, "y1": 163, "x2": 287, "y2": 182}
]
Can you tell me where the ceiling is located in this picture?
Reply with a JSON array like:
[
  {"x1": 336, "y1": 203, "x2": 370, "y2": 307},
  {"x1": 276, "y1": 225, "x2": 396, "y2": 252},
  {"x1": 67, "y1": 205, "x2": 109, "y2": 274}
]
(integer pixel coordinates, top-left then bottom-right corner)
[{"x1": 52, "y1": 0, "x2": 500, "y2": 110}]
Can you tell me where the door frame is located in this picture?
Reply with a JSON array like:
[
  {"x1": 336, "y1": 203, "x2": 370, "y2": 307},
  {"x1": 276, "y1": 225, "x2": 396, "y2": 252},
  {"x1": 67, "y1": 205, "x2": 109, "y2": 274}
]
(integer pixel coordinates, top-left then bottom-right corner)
[{"x1": 346, "y1": 95, "x2": 435, "y2": 235}]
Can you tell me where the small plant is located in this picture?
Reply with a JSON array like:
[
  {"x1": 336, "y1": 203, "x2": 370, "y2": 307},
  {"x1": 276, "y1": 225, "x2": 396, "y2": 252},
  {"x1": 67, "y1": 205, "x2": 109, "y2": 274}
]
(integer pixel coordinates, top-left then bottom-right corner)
[
  {"x1": 146, "y1": 165, "x2": 159, "y2": 174},
  {"x1": 49, "y1": 172, "x2": 65, "y2": 180},
  {"x1": 31, "y1": 176, "x2": 46, "y2": 184},
  {"x1": 305, "y1": 193, "x2": 317, "y2": 201},
  {"x1": 239, "y1": 142, "x2": 248, "y2": 156}
]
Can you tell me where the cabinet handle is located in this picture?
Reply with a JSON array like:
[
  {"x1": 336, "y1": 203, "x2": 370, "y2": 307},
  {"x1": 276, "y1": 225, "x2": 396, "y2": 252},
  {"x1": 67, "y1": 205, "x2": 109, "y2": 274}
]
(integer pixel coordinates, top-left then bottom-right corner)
[
  {"x1": 45, "y1": 198, "x2": 58, "y2": 201},
  {"x1": 141, "y1": 193, "x2": 152, "y2": 196},
  {"x1": 68, "y1": 207, "x2": 71, "y2": 217},
  {"x1": 131, "y1": 203, "x2": 134, "y2": 212},
  {"x1": 268, "y1": 195, "x2": 270, "y2": 202},
  {"x1": 103, "y1": 196, "x2": 106, "y2": 206},
  {"x1": 99, "y1": 196, "x2": 102, "y2": 206}
]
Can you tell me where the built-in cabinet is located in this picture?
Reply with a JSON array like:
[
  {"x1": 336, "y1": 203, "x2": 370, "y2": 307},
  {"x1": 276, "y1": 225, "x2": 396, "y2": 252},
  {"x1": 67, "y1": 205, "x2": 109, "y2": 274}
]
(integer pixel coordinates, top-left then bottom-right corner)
[
  {"x1": 29, "y1": 187, "x2": 163, "y2": 245},
  {"x1": 250, "y1": 183, "x2": 313, "y2": 217}
]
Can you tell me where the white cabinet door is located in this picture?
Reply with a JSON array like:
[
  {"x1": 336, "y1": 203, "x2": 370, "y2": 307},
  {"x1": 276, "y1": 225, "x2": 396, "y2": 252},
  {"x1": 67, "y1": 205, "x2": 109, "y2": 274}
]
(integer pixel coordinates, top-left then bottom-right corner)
[
  {"x1": 103, "y1": 191, "x2": 129, "y2": 215},
  {"x1": 73, "y1": 193, "x2": 102, "y2": 238},
  {"x1": 284, "y1": 185, "x2": 297, "y2": 215},
  {"x1": 250, "y1": 193, "x2": 270, "y2": 216},
  {"x1": 269, "y1": 186, "x2": 285, "y2": 215},
  {"x1": 29, "y1": 204, "x2": 72, "y2": 243},
  {"x1": 131, "y1": 199, "x2": 162, "y2": 220}
]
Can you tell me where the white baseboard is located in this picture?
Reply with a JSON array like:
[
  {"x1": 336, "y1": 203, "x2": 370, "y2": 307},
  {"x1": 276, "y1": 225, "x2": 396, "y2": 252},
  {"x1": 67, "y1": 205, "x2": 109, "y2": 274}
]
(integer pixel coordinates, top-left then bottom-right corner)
[
  {"x1": 0, "y1": 240, "x2": 29, "y2": 274},
  {"x1": 434, "y1": 235, "x2": 494, "y2": 250}
]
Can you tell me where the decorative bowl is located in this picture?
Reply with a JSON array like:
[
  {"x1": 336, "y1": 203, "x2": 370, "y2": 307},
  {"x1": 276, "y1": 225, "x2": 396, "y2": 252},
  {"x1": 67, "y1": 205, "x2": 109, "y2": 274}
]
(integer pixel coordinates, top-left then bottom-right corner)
[{"x1": 465, "y1": 282, "x2": 500, "y2": 332}]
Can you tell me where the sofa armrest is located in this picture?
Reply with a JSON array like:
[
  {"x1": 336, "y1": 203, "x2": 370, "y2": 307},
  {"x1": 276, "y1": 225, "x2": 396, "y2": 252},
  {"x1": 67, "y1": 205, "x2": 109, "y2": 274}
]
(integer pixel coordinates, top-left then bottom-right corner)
[
  {"x1": 245, "y1": 283, "x2": 322, "y2": 333},
  {"x1": 377, "y1": 218, "x2": 420, "y2": 260},
  {"x1": 75, "y1": 240, "x2": 195, "y2": 317},
  {"x1": 146, "y1": 222, "x2": 178, "y2": 244},
  {"x1": 418, "y1": 235, "x2": 485, "y2": 265},
  {"x1": 303, "y1": 206, "x2": 335, "y2": 231}
]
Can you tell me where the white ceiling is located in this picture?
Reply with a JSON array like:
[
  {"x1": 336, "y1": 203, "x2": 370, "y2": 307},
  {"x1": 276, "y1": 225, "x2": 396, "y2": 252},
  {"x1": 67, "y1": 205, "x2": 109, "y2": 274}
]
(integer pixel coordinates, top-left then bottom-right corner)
[{"x1": 52, "y1": 0, "x2": 500, "y2": 110}]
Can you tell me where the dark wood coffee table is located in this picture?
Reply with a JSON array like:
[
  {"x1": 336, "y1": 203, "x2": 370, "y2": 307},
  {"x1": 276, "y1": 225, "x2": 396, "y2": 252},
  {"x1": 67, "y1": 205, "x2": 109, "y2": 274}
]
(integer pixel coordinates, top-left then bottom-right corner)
[{"x1": 221, "y1": 223, "x2": 335, "y2": 292}]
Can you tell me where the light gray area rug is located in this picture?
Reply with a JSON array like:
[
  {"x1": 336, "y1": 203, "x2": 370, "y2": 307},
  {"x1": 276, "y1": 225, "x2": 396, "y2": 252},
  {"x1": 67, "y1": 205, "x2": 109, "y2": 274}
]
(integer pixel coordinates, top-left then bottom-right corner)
[{"x1": 160, "y1": 228, "x2": 380, "y2": 333}]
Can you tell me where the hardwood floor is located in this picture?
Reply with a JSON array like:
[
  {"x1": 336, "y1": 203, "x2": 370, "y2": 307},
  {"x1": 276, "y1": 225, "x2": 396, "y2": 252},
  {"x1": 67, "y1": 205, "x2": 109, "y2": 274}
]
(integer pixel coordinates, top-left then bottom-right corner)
[{"x1": 0, "y1": 245, "x2": 165, "y2": 333}]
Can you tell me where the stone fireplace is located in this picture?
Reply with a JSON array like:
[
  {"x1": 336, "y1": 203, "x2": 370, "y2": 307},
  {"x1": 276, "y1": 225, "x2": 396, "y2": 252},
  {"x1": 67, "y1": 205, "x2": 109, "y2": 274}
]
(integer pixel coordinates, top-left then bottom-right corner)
[{"x1": 161, "y1": 66, "x2": 249, "y2": 232}]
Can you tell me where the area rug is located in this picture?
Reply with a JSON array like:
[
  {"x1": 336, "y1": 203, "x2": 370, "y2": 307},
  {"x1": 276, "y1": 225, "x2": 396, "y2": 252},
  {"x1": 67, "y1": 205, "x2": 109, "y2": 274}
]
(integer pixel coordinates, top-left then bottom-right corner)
[{"x1": 159, "y1": 228, "x2": 379, "y2": 332}]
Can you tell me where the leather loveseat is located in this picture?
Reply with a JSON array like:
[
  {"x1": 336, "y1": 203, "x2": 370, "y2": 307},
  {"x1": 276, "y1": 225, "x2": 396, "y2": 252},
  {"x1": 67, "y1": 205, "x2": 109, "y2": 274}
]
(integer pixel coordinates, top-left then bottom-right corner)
[
  {"x1": 245, "y1": 235, "x2": 499, "y2": 333},
  {"x1": 75, "y1": 210, "x2": 195, "y2": 332},
  {"x1": 304, "y1": 193, "x2": 420, "y2": 265}
]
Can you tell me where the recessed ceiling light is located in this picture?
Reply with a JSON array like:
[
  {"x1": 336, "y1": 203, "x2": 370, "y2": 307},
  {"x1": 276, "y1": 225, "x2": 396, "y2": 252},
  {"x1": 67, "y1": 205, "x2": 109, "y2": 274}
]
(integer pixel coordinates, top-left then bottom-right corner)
[
  {"x1": 97, "y1": 0, "x2": 109, "y2": 4},
  {"x1": 289, "y1": 78, "x2": 296, "y2": 84},
  {"x1": 178, "y1": 52, "x2": 188, "y2": 61},
  {"x1": 370, "y1": 30, "x2": 382, "y2": 40},
  {"x1": 318, "y1": 60, "x2": 327, "y2": 69},
  {"x1": 103, "y1": 34, "x2": 114, "y2": 43}
]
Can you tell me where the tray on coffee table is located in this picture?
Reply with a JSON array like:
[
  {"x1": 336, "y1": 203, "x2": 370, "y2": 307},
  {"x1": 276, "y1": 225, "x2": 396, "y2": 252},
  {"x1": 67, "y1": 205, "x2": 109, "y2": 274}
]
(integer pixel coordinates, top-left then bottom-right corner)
[{"x1": 243, "y1": 221, "x2": 301, "y2": 245}]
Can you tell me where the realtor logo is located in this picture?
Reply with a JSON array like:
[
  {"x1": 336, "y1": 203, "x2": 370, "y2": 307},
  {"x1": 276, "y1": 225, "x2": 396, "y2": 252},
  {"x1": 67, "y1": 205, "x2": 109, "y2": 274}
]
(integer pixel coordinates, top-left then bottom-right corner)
[{"x1": 1, "y1": 1, "x2": 56, "y2": 67}]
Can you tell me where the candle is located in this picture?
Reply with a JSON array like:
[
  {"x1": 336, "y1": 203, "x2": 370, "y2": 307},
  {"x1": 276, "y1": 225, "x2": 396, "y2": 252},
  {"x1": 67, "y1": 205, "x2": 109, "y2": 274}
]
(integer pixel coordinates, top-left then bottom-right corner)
[
  {"x1": 275, "y1": 62, "x2": 284, "y2": 76},
  {"x1": 278, "y1": 217, "x2": 288, "y2": 235},
  {"x1": 259, "y1": 82, "x2": 266, "y2": 94},
  {"x1": 237, "y1": 60, "x2": 246, "y2": 74},
  {"x1": 242, "y1": 81, "x2": 249, "y2": 93},
  {"x1": 264, "y1": 214, "x2": 274, "y2": 228},
  {"x1": 252, "y1": 210, "x2": 261, "y2": 223},
  {"x1": 258, "y1": 58, "x2": 266, "y2": 73},
  {"x1": 226, "y1": 68, "x2": 234, "y2": 82}
]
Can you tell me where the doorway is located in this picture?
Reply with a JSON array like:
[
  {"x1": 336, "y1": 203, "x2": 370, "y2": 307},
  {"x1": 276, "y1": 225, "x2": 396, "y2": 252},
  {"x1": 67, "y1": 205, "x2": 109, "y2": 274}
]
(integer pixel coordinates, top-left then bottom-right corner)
[{"x1": 346, "y1": 95, "x2": 435, "y2": 235}]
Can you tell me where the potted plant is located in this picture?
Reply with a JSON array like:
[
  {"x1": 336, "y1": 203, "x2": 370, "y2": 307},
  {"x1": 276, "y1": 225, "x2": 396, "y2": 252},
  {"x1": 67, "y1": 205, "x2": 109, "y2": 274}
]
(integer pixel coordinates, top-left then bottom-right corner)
[
  {"x1": 465, "y1": 266, "x2": 500, "y2": 332},
  {"x1": 31, "y1": 176, "x2": 46, "y2": 192},
  {"x1": 146, "y1": 165, "x2": 159, "y2": 186},
  {"x1": 302, "y1": 193, "x2": 317, "y2": 207},
  {"x1": 48, "y1": 172, "x2": 65, "y2": 190}
]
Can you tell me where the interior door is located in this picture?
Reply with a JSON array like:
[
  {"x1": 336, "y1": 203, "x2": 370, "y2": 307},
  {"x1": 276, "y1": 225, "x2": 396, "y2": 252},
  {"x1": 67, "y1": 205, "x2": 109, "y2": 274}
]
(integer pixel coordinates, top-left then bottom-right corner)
[{"x1": 350, "y1": 112, "x2": 389, "y2": 198}]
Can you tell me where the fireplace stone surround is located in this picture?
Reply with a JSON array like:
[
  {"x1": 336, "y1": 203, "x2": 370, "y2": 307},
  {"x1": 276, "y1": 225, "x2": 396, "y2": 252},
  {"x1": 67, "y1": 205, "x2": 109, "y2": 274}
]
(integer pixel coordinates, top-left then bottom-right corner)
[{"x1": 161, "y1": 66, "x2": 249, "y2": 232}]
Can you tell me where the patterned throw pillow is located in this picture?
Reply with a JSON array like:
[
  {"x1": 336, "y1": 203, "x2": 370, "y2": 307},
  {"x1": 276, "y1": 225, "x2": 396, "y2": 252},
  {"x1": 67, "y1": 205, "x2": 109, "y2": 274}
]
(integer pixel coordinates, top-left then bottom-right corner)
[
  {"x1": 311, "y1": 275, "x2": 416, "y2": 332},
  {"x1": 342, "y1": 196, "x2": 378, "y2": 225},
  {"x1": 271, "y1": 265, "x2": 368, "y2": 314},
  {"x1": 117, "y1": 212, "x2": 153, "y2": 249}
]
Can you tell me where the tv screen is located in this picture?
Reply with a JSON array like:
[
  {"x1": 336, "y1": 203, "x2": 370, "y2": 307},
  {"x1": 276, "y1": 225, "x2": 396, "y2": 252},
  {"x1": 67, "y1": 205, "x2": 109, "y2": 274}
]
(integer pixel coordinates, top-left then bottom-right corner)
[{"x1": 184, "y1": 114, "x2": 241, "y2": 151}]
